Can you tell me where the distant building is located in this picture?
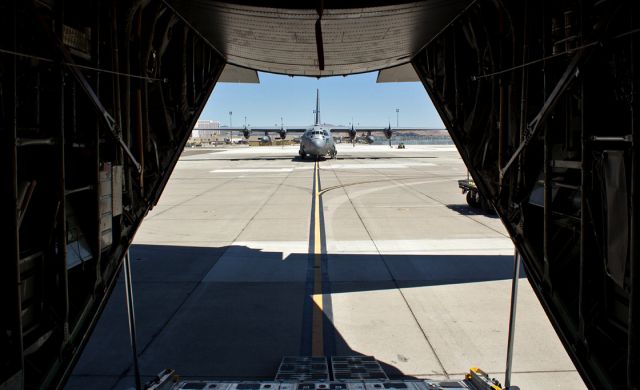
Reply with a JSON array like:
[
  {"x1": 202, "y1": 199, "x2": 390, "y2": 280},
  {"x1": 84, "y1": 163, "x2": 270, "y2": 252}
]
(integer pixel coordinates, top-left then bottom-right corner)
[{"x1": 192, "y1": 120, "x2": 221, "y2": 138}]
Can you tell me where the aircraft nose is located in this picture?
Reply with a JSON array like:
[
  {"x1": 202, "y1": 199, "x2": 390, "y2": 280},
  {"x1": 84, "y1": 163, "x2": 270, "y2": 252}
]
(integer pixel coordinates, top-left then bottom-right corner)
[
  {"x1": 309, "y1": 139, "x2": 326, "y2": 155},
  {"x1": 312, "y1": 138, "x2": 325, "y2": 149}
]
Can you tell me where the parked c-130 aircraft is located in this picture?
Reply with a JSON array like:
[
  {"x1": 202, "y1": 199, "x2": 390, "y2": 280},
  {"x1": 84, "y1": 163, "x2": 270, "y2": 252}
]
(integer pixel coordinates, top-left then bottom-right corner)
[{"x1": 224, "y1": 89, "x2": 443, "y2": 159}]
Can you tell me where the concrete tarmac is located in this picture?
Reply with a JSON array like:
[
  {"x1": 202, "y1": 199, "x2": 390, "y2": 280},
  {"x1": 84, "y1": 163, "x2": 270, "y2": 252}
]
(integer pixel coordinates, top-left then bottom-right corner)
[{"x1": 66, "y1": 144, "x2": 586, "y2": 389}]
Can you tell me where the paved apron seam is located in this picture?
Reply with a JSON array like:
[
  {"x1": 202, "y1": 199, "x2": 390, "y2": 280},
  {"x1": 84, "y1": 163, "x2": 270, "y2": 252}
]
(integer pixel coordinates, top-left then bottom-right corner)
[
  {"x1": 329, "y1": 160, "x2": 450, "y2": 379},
  {"x1": 110, "y1": 167, "x2": 295, "y2": 388}
]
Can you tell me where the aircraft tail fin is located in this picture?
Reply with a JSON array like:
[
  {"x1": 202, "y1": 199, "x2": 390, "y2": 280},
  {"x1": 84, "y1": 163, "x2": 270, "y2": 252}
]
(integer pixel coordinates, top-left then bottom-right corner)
[{"x1": 314, "y1": 89, "x2": 321, "y2": 126}]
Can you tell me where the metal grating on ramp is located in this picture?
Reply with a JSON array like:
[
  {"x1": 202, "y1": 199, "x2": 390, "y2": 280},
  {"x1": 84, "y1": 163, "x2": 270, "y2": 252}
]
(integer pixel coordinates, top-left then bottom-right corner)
[
  {"x1": 276, "y1": 357, "x2": 329, "y2": 381},
  {"x1": 148, "y1": 366, "x2": 501, "y2": 390},
  {"x1": 331, "y1": 356, "x2": 388, "y2": 380}
]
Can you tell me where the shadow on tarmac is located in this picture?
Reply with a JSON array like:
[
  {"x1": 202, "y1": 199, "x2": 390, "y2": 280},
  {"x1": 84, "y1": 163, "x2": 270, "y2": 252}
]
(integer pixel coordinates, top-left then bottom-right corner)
[
  {"x1": 445, "y1": 204, "x2": 499, "y2": 218},
  {"x1": 67, "y1": 244, "x2": 519, "y2": 388},
  {"x1": 179, "y1": 156, "x2": 438, "y2": 162},
  {"x1": 292, "y1": 156, "x2": 325, "y2": 162}
]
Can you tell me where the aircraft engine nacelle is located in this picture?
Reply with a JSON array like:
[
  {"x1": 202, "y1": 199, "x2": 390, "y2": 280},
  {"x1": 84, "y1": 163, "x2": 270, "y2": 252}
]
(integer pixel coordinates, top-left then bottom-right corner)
[
  {"x1": 243, "y1": 129, "x2": 251, "y2": 139},
  {"x1": 279, "y1": 129, "x2": 287, "y2": 139},
  {"x1": 384, "y1": 128, "x2": 393, "y2": 139},
  {"x1": 366, "y1": 131, "x2": 375, "y2": 144},
  {"x1": 349, "y1": 128, "x2": 357, "y2": 140}
]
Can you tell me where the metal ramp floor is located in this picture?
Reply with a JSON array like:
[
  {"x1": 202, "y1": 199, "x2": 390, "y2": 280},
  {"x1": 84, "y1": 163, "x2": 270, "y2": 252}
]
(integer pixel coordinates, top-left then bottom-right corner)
[{"x1": 146, "y1": 356, "x2": 505, "y2": 390}]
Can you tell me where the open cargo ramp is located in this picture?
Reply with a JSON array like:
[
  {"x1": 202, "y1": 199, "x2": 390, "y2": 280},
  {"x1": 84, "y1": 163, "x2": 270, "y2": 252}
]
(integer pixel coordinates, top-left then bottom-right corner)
[{"x1": 1, "y1": 1, "x2": 638, "y2": 389}]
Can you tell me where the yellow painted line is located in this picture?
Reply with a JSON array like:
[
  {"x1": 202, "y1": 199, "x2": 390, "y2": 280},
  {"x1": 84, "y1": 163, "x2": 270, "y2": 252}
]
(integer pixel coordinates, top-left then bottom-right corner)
[{"x1": 311, "y1": 160, "x2": 324, "y2": 357}]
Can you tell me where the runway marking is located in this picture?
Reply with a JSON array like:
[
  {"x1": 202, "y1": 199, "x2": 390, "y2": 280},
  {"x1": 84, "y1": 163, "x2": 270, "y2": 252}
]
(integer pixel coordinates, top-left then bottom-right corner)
[
  {"x1": 328, "y1": 165, "x2": 451, "y2": 378},
  {"x1": 211, "y1": 168, "x2": 294, "y2": 173},
  {"x1": 318, "y1": 175, "x2": 457, "y2": 196},
  {"x1": 300, "y1": 160, "x2": 334, "y2": 357},
  {"x1": 210, "y1": 164, "x2": 436, "y2": 174},
  {"x1": 321, "y1": 163, "x2": 435, "y2": 170},
  {"x1": 311, "y1": 160, "x2": 324, "y2": 356}
]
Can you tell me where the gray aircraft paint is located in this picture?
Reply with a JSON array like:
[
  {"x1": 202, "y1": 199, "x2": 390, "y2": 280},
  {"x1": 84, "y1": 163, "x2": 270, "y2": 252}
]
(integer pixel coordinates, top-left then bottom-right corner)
[
  {"x1": 299, "y1": 125, "x2": 337, "y2": 159},
  {"x1": 298, "y1": 90, "x2": 336, "y2": 159}
]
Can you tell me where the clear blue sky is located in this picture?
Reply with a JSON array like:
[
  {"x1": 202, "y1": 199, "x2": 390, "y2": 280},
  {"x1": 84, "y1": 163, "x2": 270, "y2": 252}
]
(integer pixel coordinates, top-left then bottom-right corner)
[{"x1": 199, "y1": 71, "x2": 445, "y2": 128}]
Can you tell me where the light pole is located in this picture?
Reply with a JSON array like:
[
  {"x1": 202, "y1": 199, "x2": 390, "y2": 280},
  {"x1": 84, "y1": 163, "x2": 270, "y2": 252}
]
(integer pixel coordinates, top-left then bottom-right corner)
[
  {"x1": 229, "y1": 111, "x2": 233, "y2": 144},
  {"x1": 396, "y1": 108, "x2": 399, "y2": 128}
]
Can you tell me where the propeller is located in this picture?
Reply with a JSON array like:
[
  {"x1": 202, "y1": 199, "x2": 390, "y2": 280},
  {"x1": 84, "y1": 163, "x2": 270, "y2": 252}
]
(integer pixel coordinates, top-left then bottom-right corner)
[
  {"x1": 279, "y1": 123, "x2": 285, "y2": 148},
  {"x1": 349, "y1": 122, "x2": 356, "y2": 147},
  {"x1": 242, "y1": 126, "x2": 251, "y2": 139}
]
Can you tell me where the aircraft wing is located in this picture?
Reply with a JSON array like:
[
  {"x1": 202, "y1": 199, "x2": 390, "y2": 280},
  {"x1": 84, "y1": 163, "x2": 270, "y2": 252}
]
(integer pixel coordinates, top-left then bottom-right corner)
[
  {"x1": 326, "y1": 126, "x2": 352, "y2": 133},
  {"x1": 359, "y1": 126, "x2": 445, "y2": 132},
  {"x1": 327, "y1": 126, "x2": 446, "y2": 133},
  {"x1": 220, "y1": 126, "x2": 309, "y2": 133}
]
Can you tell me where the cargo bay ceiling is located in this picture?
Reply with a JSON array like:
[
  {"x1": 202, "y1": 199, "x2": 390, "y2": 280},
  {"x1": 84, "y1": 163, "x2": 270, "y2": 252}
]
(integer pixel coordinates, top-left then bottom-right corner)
[
  {"x1": 0, "y1": 1, "x2": 638, "y2": 390},
  {"x1": 164, "y1": 0, "x2": 470, "y2": 76}
]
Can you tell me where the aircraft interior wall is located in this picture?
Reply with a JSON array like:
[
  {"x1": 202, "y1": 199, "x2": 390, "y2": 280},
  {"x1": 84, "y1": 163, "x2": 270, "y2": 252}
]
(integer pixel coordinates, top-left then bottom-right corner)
[
  {"x1": 1, "y1": 1, "x2": 224, "y2": 387},
  {"x1": 412, "y1": 1, "x2": 639, "y2": 388}
]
